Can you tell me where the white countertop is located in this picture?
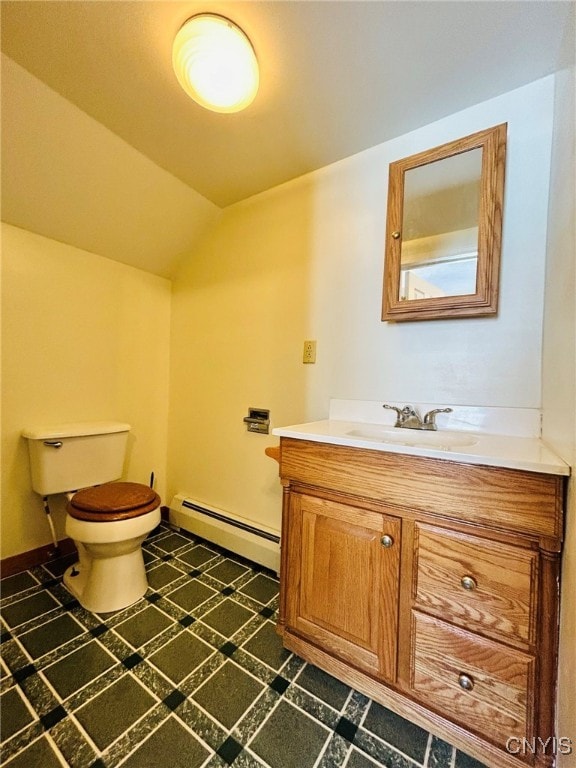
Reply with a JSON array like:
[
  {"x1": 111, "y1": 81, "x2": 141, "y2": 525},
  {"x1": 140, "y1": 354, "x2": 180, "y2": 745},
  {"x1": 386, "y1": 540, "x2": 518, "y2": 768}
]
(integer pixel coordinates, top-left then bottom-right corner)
[{"x1": 272, "y1": 419, "x2": 570, "y2": 476}]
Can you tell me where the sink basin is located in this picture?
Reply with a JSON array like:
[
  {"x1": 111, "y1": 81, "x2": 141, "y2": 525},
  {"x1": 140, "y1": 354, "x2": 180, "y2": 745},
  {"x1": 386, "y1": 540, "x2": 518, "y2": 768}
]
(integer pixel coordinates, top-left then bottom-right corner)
[{"x1": 346, "y1": 426, "x2": 478, "y2": 449}]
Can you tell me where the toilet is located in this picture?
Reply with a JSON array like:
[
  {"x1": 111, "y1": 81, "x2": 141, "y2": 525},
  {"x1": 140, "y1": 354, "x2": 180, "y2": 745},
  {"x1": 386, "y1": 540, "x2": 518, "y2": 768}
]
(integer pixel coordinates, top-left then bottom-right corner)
[{"x1": 22, "y1": 421, "x2": 161, "y2": 613}]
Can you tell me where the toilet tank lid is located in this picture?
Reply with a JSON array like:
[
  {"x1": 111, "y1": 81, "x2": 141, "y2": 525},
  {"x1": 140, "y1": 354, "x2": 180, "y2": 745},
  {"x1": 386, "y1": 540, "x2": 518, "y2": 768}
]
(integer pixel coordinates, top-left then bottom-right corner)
[{"x1": 22, "y1": 421, "x2": 131, "y2": 440}]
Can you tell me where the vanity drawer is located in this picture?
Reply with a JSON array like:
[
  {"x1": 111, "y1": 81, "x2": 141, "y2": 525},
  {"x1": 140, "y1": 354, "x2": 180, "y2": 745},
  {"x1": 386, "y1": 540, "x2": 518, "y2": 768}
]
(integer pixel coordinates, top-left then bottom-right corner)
[
  {"x1": 413, "y1": 524, "x2": 538, "y2": 645},
  {"x1": 410, "y1": 611, "x2": 534, "y2": 746}
]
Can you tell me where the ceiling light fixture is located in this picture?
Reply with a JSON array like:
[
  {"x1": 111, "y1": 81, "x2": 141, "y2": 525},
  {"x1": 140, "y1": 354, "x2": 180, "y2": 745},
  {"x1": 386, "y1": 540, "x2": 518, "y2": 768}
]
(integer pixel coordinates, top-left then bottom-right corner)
[{"x1": 172, "y1": 14, "x2": 259, "y2": 114}]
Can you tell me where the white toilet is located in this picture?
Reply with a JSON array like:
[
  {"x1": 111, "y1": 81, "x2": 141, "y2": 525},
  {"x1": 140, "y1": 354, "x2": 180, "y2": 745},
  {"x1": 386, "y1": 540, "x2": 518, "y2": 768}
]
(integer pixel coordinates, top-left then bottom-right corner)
[{"x1": 22, "y1": 421, "x2": 161, "y2": 613}]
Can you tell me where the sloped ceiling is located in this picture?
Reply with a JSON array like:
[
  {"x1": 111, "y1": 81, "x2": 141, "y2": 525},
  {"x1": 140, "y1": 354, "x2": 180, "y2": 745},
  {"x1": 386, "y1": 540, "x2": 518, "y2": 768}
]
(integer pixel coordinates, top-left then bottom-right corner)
[{"x1": 1, "y1": 1, "x2": 573, "y2": 277}]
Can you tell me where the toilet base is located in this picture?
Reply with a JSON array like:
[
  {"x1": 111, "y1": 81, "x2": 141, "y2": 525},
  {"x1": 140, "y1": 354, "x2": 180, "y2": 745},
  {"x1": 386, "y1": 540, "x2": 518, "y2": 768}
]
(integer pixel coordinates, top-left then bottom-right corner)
[{"x1": 63, "y1": 541, "x2": 149, "y2": 613}]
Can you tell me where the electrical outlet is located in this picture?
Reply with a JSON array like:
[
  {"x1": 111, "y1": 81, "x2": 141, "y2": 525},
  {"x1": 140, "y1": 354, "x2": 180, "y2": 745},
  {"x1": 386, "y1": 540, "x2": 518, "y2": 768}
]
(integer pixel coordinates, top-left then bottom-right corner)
[{"x1": 303, "y1": 340, "x2": 317, "y2": 364}]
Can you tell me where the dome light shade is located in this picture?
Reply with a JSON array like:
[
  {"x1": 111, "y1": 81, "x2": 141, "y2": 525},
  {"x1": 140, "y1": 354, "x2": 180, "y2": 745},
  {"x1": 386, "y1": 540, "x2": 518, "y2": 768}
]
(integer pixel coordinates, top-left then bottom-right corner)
[{"x1": 172, "y1": 14, "x2": 259, "y2": 113}]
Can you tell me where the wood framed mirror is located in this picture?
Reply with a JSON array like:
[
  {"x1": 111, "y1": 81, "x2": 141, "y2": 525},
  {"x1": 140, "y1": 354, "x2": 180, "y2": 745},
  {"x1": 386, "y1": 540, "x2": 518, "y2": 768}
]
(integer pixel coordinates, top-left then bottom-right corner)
[{"x1": 382, "y1": 124, "x2": 507, "y2": 322}]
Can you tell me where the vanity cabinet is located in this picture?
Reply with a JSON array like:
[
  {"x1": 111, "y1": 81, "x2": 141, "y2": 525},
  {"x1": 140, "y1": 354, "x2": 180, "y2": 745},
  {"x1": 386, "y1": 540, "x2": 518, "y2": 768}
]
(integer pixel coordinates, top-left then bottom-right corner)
[{"x1": 277, "y1": 438, "x2": 565, "y2": 768}]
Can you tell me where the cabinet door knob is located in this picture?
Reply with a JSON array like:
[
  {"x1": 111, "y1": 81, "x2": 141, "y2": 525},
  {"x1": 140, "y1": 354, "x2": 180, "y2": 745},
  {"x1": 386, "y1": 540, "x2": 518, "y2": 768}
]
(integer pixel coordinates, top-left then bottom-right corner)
[
  {"x1": 380, "y1": 534, "x2": 394, "y2": 548},
  {"x1": 458, "y1": 673, "x2": 475, "y2": 691},
  {"x1": 391, "y1": 231, "x2": 401, "y2": 240},
  {"x1": 460, "y1": 575, "x2": 477, "y2": 591}
]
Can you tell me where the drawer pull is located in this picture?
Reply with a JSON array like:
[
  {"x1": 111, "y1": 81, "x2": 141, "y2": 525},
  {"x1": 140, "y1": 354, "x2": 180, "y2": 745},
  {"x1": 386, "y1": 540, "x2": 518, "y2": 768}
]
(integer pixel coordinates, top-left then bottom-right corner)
[
  {"x1": 460, "y1": 575, "x2": 477, "y2": 591},
  {"x1": 380, "y1": 534, "x2": 394, "y2": 548},
  {"x1": 458, "y1": 673, "x2": 475, "y2": 691}
]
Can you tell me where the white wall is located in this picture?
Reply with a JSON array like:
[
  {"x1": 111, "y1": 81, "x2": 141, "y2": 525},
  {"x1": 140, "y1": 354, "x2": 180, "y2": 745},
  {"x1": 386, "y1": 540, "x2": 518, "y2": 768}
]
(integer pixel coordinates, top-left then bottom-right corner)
[
  {"x1": 1, "y1": 224, "x2": 172, "y2": 559},
  {"x1": 304, "y1": 76, "x2": 553, "y2": 414},
  {"x1": 167, "y1": 76, "x2": 555, "y2": 534},
  {"x1": 542, "y1": 64, "x2": 576, "y2": 767}
]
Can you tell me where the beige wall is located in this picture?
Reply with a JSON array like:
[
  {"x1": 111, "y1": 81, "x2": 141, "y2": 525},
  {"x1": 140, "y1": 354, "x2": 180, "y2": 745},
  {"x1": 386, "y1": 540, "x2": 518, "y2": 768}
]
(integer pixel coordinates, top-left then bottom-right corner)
[
  {"x1": 1, "y1": 55, "x2": 221, "y2": 279},
  {"x1": 1, "y1": 224, "x2": 171, "y2": 559},
  {"x1": 542, "y1": 65, "x2": 576, "y2": 766},
  {"x1": 168, "y1": 182, "x2": 315, "y2": 530},
  {"x1": 167, "y1": 76, "x2": 555, "y2": 534}
]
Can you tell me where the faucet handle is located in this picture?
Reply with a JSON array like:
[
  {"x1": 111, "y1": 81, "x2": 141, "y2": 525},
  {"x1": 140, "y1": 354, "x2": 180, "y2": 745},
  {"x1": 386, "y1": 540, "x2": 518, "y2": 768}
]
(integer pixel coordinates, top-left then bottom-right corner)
[
  {"x1": 423, "y1": 407, "x2": 453, "y2": 429},
  {"x1": 382, "y1": 404, "x2": 404, "y2": 426}
]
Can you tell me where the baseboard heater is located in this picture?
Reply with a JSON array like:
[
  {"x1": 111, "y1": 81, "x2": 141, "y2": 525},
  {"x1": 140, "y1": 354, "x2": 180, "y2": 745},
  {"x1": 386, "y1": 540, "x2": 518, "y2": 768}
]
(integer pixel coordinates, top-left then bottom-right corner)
[{"x1": 169, "y1": 494, "x2": 280, "y2": 574}]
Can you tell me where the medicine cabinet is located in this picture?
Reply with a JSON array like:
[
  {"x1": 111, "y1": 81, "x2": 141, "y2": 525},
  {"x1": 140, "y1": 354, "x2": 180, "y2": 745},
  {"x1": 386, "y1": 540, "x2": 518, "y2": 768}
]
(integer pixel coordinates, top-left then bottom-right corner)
[{"x1": 382, "y1": 124, "x2": 507, "y2": 322}]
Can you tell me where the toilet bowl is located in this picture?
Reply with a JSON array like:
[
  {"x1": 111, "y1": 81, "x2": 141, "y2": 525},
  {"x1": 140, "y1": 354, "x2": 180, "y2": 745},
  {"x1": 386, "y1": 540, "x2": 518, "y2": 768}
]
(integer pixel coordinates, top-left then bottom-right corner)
[{"x1": 64, "y1": 482, "x2": 161, "y2": 613}]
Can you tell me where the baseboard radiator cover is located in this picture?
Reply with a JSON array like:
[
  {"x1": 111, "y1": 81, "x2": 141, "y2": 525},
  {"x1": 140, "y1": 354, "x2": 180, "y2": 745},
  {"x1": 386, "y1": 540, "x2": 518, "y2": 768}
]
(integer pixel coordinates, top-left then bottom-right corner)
[{"x1": 169, "y1": 494, "x2": 280, "y2": 574}]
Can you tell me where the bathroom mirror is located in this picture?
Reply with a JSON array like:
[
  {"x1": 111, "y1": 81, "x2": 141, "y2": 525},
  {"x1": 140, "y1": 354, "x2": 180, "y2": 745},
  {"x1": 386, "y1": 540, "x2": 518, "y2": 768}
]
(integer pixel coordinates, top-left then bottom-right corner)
[{"x1": 382, "y1": 124, "x2": 507, "y2": 322}]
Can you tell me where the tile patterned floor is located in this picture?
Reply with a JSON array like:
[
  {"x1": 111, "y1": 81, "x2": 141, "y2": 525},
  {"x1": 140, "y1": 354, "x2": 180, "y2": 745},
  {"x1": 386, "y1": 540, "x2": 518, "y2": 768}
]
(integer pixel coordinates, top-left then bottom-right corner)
[{"x1": 0, "y1": 523, "x2": 487, "y2": 768}]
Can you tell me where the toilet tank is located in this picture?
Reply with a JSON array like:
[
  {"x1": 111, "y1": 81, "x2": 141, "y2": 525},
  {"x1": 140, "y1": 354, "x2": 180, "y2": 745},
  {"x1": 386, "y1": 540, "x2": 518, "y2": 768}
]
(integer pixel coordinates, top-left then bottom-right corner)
[{"x1": 22, "y1": 421, "x2": 131, "y2": 496}]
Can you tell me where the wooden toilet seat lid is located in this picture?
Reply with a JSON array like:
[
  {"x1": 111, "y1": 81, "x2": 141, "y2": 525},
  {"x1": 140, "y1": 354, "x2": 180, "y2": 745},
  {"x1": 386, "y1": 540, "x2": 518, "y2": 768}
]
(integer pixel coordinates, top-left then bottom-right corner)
[{"x1": 68, "y1": 482, "x2": 161, "y2": 522}]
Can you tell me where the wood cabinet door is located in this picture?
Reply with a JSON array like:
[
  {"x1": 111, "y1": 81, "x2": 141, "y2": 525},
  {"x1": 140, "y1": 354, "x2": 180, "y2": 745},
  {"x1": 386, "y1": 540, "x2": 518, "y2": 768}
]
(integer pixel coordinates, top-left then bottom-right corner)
[{"x1": 285, "y1": 492, "x2": 401, "y2": 681}]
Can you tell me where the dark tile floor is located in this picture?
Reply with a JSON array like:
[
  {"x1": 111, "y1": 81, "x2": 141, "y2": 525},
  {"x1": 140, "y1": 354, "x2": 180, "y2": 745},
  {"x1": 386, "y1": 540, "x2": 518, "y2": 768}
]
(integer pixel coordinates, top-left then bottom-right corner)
[{"x1": 1, "y1": 523, "x2": 487, "y2": 768}]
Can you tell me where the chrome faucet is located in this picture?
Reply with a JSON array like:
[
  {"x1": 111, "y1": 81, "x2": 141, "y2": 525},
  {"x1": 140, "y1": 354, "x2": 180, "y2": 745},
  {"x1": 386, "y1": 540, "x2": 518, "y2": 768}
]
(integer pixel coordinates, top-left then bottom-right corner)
[{"x1": 383, "y1": 404, "x2": 453, "y2": 431}]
